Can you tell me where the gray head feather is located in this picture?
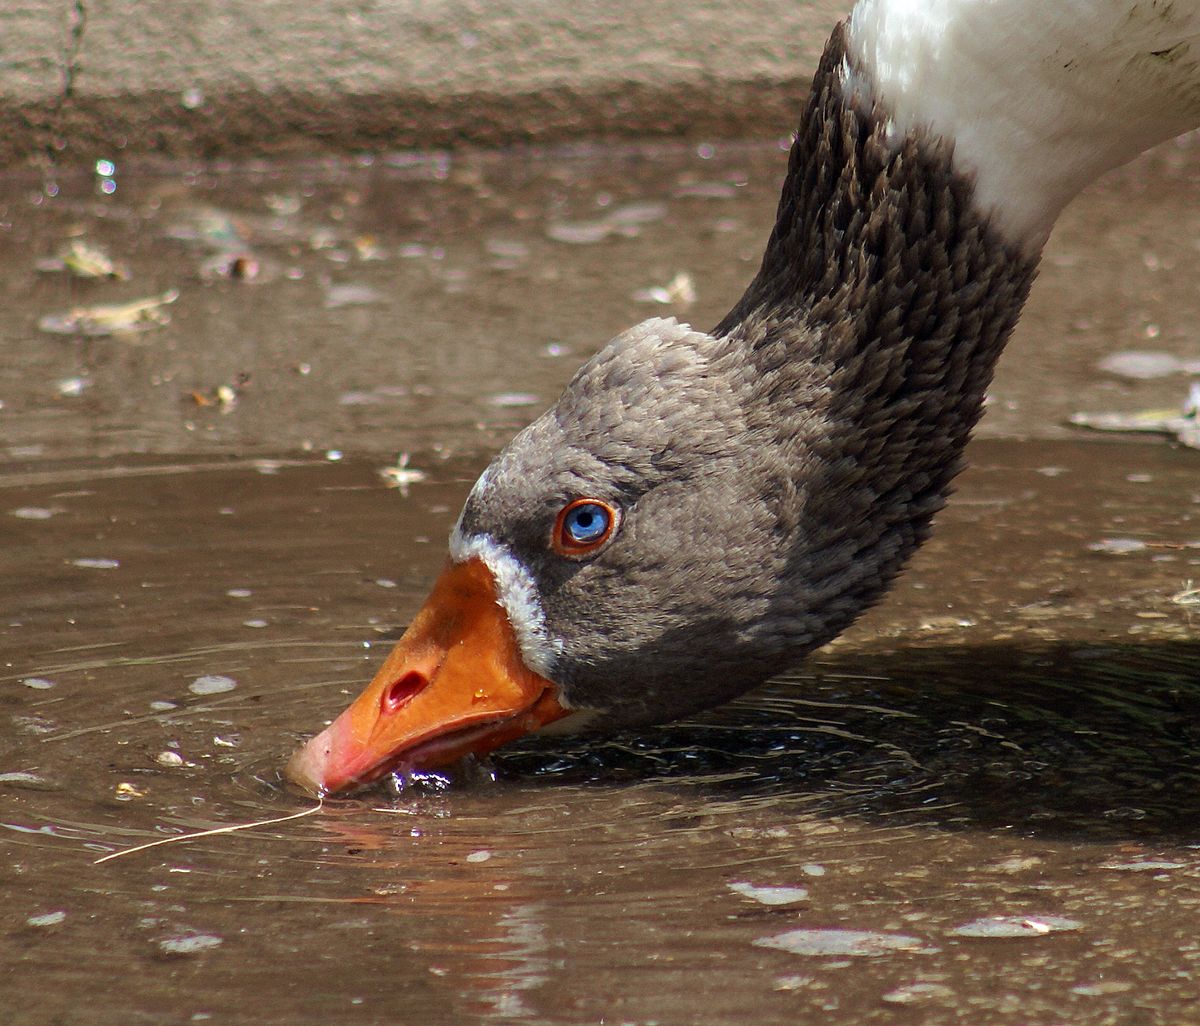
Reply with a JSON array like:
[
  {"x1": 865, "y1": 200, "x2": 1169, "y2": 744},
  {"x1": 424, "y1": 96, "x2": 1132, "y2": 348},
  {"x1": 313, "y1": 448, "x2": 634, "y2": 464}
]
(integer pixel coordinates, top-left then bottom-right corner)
[{"x1": 454, "y1": 25, "x2": 1039, "y2": 731}]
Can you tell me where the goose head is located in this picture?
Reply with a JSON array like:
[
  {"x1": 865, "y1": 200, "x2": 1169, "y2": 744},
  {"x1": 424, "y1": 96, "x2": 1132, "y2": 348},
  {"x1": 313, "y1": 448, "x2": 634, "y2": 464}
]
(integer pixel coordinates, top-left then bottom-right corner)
[
  {"x1": 289, "y1": 319, "x2": 845, "y2": 791},
  {"x1": 288, "y1": 0, "x2": 1200, "y2": 794}
]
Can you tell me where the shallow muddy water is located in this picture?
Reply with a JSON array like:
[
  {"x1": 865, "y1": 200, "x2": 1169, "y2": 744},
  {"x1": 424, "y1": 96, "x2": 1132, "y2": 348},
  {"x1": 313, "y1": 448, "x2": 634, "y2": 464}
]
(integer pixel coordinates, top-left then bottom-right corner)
[
  {"x1": 3, "y1": 442, "x2": 1199, "y2": 1025},
  {"x1": 2, "y1": 133, "x2": 1200, "y2": 464},
  {"x1": 1, "y1": 136, "x2": 1199, "y2": 1025}
]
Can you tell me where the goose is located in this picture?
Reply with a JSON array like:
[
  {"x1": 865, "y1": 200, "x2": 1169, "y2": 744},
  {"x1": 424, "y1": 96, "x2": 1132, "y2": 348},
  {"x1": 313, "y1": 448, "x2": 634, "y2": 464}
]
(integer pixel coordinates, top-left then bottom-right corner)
[{"x1": 288, "y1": 0, "x2": 1200, "y2": 794}]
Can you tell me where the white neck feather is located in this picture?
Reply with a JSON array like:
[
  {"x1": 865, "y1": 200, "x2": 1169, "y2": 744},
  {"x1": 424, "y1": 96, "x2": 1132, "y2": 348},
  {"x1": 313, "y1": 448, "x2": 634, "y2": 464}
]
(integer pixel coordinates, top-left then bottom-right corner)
[
  {"x1": 848, "y1": 0, "x2": 1200, "y2": 252},
  {"x1": 447, "y1": 526, "x2": 564, "y2": 679}
]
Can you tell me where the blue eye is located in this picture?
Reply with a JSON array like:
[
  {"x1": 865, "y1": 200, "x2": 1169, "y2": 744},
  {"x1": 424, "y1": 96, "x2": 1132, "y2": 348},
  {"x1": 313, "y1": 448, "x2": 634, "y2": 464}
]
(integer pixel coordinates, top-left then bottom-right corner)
[
  {"x1": 554, "y1": 499, "x2": 617, "y2": 555},
  {"x1": 565, "y1": 503, "x2": 608, "y2": 542}
]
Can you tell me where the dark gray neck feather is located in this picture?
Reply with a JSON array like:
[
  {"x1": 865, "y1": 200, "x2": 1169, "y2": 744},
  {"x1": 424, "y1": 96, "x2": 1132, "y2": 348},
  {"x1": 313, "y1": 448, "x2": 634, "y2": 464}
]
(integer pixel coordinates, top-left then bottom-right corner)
[{"x1": 715, "y1": 22, "x2": 1041, "y2": 658}]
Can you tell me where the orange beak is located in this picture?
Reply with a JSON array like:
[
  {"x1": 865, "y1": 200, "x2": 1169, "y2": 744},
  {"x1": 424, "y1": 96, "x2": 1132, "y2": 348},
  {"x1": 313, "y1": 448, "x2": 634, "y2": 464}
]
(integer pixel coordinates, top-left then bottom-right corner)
[{"x1": 286, "y1": 558, "x2": 570, "y2": 795}]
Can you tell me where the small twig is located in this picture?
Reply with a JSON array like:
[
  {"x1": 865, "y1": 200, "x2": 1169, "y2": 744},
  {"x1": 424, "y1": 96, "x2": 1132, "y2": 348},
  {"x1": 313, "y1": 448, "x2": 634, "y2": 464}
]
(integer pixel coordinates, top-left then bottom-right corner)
[{"x1": 93, "y1": 801, "x2": 323, "y2": 864}]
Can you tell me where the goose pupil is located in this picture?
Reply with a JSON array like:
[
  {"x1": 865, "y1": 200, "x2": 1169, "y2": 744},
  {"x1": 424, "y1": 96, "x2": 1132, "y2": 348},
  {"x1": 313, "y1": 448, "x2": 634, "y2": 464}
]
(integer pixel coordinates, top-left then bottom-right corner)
[{"x1": 567, "y1": 504, "x2": 607, "y2": 542}]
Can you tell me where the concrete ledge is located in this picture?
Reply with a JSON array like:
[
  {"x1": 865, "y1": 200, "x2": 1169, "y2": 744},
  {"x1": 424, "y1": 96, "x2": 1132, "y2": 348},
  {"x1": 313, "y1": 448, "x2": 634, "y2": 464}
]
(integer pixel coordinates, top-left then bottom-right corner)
[{"x1": 0, "y1": 0, "x2": 845, "y2": 167}]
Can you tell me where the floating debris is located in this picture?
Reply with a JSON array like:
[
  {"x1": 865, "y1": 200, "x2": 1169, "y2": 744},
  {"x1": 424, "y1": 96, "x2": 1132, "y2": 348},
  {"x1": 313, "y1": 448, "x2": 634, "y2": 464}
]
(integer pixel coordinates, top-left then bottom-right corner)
[
  {"x1": 1172, "y1": 583, "x2": 1200, "y2": 607},
  {"x1": 1088, "y1": 538, "x2": 1148, "y2": 555},
  {"x1": 951, "y1": 915, "x2": 1082, "y2": 939},
  {"x1": 546, "y1": 220, "x2": 613, "y2": 245},
  {"x1": 353, "y1": 235, "x2": 385, "y2": 261},
  {"x1": 156, "y1": 751, "x2": 185, "y2": 768},
  {"x1": 115, "y1": 782, "x2": 147, "y2": 800},
  {"x1": 755, "y1": 928, "x2": 922, "y2": 957},
  {"x1": 199, "y1": 250, "x2": 261, "y2": 282},
  {"x1": 20, "y1": 677, "x2": 54, "y2": 690},
  {"x1": 189, "y1": 674, "x2": 237, "y2": 696},
  {"x1": 1070, "y1": 382, "x2": 1200, "y2": 449},
  {"x1": 488, "y1": 392, "x2": 540, "y2": 408},
  {"x1": 882, "y1": 982, "x2": 954, "y2": 1004},
  {"x1": 35, "y1": 239, "x2": 130, "y2": 280},
  {"x1": 633, "y1": 271, "x2": 697, "y2": 307},
  {"x1": 1099, "y1": 860, "x2": 1188, "y2": 872},
  {"x1": 485, "y1": 238, "x2": 529, "y2": 261},
  {"x1": 1097, "y1": 351, "x2": 1200, "y2": 380},
  {"x1": 607, "y1": 201, "x2": 668, "y2": 227},
  {"x1": 264, "y1": 193, "x2": 302, "y2": 217},
  {"x1": 157, "y1": 932, "x2": 223, "y2": 956},
  {"x1": 12, "y1": 506, "x2": 58, "y2": 520},
  {"x1": 166, "y1": 207, "x2": 249, "y2": 252},
  {"x1": 728, "y1": 881, "x2": 809, "y2": 906},
  {"x1": 38, "y1": 289, "x2": 179, "y2": 338},
  {"x1": 1072, "y1": 981, "x2": 1135, "y2": 997},
  {"x1": 0, "y1": 771, "x2": 53, "y2": 790},
  {"x1": 465, "y1": 850, "x2": 492, "y2": 864},
  {"x1": 547, "y1": 202, "x2": 668, "y2": 246},
  {"x1": 72, "y1": 557, "x2": 119, "y2": 569},
  {"x1": 26, "y1": 911, "x2": 67, "y2": 928},
  {"x1": 13, "y1": 715, "x2": 56, "y2": 735},
  {"x1": 190, "y1": 374, "x2": 248, "y2": 413},
  {"x1": 323, "y1": 283, "x2": 382, "y2": 309},
  {"x1": 379, "y1": 453, "x2": 427, "y2": 494},
  {"x1": 93, "y1": 802, "x2": 322, "y2": 863},
  {"x1": 56, "y1": 377, "x2": 90, "y2": 397}
]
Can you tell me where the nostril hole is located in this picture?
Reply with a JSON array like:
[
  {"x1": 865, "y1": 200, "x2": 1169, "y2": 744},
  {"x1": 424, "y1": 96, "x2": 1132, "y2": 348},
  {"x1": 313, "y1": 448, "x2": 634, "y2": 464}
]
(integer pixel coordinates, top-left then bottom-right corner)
[{"x1": 382, "y1": 670, "x2": 428, "y2": 715}]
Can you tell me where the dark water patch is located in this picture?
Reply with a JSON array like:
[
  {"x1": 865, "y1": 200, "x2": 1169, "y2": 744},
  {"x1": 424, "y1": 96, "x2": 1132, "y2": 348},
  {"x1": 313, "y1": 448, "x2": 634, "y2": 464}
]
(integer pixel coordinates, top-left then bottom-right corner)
[{"x1": 497, "y1": 639, "x2": 1200, "y2": 843}]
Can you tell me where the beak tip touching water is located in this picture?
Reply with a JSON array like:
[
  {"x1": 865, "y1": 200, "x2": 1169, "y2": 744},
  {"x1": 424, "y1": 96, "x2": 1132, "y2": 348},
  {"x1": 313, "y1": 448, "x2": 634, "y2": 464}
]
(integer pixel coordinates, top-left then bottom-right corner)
[
  {"x1": 285, "y1": 558, "x2": 570, "y2": 795},
  {"x1": 284, "y1": 713, "x2": 364, "y2": 796}
]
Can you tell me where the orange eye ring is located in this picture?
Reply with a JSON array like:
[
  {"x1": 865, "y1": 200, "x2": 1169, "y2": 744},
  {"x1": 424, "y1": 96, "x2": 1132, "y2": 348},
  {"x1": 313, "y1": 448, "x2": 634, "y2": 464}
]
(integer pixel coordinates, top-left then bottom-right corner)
[{"x1": 552, "y1": 498, "x2": 619, "y2": 557}]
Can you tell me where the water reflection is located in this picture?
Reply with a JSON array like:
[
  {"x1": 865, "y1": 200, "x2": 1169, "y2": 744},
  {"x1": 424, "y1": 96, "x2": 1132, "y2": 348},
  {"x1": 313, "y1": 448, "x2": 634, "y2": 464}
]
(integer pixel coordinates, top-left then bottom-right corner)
[
  {"x1": 497, "y1": 639, "x2": 1200, "y2": 842},
  {"x1": 3, "y1": 441, "x2": 1199, "y2": 1024}
]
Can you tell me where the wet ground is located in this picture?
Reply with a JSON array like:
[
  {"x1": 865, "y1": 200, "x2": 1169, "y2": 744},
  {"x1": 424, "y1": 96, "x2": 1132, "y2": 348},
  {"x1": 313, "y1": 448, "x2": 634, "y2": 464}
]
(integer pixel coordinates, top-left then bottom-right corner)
[{"x1": 1, "y1": 138, "x2": 1199, "y2": 1024}]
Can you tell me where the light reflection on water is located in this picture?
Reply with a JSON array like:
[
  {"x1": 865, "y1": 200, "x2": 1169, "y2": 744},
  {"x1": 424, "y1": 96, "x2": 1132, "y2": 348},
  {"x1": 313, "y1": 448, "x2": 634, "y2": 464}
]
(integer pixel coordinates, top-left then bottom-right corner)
[
  {"x1": 2, "y1": 444, "x2": 1199, "y2": 1023},
  {"x1": 0, "y1": 132, "x2": 1197, "y2": 1022}
]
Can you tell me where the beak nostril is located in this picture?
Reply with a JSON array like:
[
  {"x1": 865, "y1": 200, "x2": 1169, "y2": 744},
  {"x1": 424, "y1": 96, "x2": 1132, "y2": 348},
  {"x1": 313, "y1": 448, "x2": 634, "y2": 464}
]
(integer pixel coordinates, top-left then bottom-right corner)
[{"x1": 382, "y1": 670, "x2": 429, "y2": 715}]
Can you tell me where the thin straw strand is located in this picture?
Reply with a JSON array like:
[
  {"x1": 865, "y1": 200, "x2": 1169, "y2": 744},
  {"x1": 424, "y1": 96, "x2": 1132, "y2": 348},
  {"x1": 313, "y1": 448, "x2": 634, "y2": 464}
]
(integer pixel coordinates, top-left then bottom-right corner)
[{"x1": 93, "y1": 801, "x2": 323, "y2": 864}]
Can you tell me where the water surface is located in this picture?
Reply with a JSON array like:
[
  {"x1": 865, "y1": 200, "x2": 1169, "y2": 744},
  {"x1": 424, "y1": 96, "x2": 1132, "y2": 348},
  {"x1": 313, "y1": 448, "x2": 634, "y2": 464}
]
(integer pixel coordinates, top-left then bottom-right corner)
[{"x1": 1, "y1": 130, "x2": 1199, "y2": 1026}]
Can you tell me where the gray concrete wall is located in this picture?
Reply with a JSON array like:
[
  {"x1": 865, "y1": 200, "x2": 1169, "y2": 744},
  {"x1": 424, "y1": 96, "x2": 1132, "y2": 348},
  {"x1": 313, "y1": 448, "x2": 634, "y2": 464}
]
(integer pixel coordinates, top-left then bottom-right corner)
[{"x1": 0, "y1": 0, "x2": 846, "y2": 167}]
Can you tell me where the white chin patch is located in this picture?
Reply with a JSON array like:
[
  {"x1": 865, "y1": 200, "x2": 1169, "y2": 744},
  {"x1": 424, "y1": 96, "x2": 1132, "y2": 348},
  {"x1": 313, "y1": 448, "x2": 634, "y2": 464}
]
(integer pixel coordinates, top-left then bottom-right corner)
[{"x1": 448, "y1": 528, "x2": 564, "y2": 680}]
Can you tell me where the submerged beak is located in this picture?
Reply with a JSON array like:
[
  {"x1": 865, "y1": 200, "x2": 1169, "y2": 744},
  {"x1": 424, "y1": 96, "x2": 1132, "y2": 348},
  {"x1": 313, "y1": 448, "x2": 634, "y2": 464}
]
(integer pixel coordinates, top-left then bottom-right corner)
[{"x1": 286, "y1": 557, "x2": 569, "y2": 795}]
